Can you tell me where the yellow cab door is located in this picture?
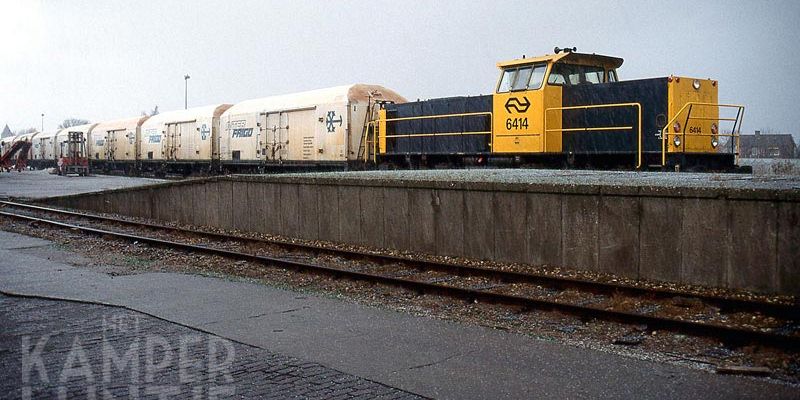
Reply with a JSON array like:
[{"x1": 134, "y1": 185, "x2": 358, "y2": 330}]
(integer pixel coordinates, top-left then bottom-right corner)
[{"x1": 492, "y1": 62, "x2": 549, "y2": 153}]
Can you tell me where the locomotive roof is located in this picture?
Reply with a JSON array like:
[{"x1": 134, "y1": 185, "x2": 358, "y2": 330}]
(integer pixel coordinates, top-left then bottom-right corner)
[
  {"x1": 141, "y1": 104, "x2": 233, "y2": 129},
  {"x1": 224, "y1": 84, "x2": 406, "y2": 116},
  {"x1": 497, "y1": 52, "x2": 624, "y2": 69}
]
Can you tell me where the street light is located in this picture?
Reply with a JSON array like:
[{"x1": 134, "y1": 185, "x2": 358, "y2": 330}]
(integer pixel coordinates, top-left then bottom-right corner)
[
  {"x1": 41, "y1": 113, "x2": 44, "y2": 132},
  {"x1": 184, "y1": 74, "x2": 190, "y2": 109}
]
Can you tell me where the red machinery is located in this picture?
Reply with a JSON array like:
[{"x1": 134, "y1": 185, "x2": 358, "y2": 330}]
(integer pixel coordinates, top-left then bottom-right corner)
[
  {"x1": 57, "y1": 131, "x2": 90, "y2": 176},
  {"x1": 0, "y1": 140, "x2": 32, "y2": 172}
]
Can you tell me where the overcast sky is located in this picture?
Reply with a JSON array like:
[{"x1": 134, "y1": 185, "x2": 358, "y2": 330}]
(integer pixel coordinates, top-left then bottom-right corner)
[{"x1": 1, "y1": 0, "x2": 798, "y2": 138}]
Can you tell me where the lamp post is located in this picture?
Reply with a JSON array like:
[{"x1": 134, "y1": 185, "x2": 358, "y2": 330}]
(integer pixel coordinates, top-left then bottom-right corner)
[
  {"x1": 41, "y1": 113, "x2": 44, "y2": 132},
  {"x1": 184, "y1": 74, "x2": 190, "y2": 109}
]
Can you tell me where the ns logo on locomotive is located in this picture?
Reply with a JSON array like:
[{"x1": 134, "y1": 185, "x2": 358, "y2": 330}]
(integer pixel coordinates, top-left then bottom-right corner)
[{"x1": 16, "y1": 47, "x2": 745, "y2": 175}]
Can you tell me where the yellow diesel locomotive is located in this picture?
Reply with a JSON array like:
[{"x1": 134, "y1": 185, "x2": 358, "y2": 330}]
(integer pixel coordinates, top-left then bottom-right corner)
[{"x1": 364, "y1": 47, "x2": 744, "y2": 171}]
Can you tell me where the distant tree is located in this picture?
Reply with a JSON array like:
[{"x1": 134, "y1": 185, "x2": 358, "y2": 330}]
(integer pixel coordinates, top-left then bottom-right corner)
[
  {"x1": 141, "y1": 105, "x2": 159, "y2": 117},
  {"x1": 13, "y1": 127, "x2": 37, "y2": 135},
  {"x1": 58, "y1": 118, "x2": 90, "y2": 129}
]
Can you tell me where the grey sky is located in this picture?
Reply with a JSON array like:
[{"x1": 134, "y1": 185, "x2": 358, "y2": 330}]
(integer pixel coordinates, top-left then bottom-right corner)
[{"x1": 2, "y1": 0, "x2": 798, "y2": 137}]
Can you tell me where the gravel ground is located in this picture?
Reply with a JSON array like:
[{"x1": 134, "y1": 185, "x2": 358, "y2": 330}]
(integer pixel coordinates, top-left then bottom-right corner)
[
  {"x1": 740, "y1": 158, "x2": 800, "y2": 176},
  {"x1": 265, "y1": 168, "x2": 800, "y2": 191},
  {"x1": 1, "y1": 215, "x2": 798, "y2": 386}
]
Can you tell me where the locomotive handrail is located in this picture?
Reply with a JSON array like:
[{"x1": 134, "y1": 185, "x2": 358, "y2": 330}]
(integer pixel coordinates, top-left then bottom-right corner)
[
  {"x1": 384, "y1": 131, "x2": 491, "y2": 138},
  {"x1": 660, "y1": 102, "x2": 745, "y2": 166},
  {"x1": 365, "y1": 111, "x2": 494, "y2": 162},
  {"x1": 544, "y1": 102, "x2": 643, "y2": 169},
  {"x1": 381, "y1": 111, "x2": 493, "y2": 123}
]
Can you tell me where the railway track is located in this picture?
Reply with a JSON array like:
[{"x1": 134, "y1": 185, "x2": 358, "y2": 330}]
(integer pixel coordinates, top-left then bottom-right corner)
[{"x1": 1, "y1": 200, "x2": 798, "y2": 350}]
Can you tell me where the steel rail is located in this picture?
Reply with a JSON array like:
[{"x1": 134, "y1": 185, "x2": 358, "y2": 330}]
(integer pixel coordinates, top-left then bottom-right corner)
[
  {"x1": 0, "y1": 208, "x2": 798, "y2": 350},
  {"x1": 1, "y1": 200, "x2": 797, "y2": 321}
]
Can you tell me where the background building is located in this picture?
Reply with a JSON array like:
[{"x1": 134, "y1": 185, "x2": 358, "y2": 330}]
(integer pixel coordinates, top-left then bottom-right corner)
[{"x1": 740, "y1": 131, "x2": 797, "y2": 158}]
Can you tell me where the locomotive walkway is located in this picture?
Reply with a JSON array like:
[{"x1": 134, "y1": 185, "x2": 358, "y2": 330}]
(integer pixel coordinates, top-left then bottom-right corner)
[{"x1": 1, "y1": 230, "x2": 797, "y2": 399}]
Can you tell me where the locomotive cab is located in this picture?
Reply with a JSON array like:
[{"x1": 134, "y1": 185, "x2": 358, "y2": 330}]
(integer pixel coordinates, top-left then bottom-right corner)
[{"x1": 491, "y1": 50, "x2": 624, "y2": 155}]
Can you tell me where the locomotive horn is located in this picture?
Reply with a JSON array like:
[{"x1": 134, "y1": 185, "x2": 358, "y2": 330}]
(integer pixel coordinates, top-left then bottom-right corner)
[{"x1": 554, "y1": 46, "x2": 577, "y2": 54}]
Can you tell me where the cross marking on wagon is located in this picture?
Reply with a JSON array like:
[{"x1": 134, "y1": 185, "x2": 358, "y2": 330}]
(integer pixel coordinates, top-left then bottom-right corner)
[{"x1": 325, "y1": 111, "x2": 342, "y2": 133}]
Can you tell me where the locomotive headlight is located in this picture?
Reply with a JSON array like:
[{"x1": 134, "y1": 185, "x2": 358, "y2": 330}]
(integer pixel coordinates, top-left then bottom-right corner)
[
  {"x1": 673, "y1": 135, "x2": 681, "y2": 147},
  {"x1": 710, "y1": 123, "x2": 719, "y2": 148},
  {"x1": 692, "y1": 79, "x2": 701, "y2": 90},
  {"x1": 672, "y1": 122, "x2": 681, "y2": 133}
]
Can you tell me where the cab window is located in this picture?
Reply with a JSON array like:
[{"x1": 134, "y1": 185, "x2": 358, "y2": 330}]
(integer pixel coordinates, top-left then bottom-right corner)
[
  {"x1": 497, "y1": 63, "x2": 547, "y2": 92},
  {"x1": 607, "y1": 69, "x2": 618, "y2": 82},
  {"x1": 585, "y1": 70, "x2": 603, "y2": 84},
  {"x1": 547, "y1": 63, "x2": 606, "y2": 86},
  {"x1": 528, "y1": 64, "x2": 547, "y2": 90},
  {"x1": 512, "y1": 66, "x2": 533, "y2": 91},
  {"x1": 498, "y1": 69, "x2": 515, "y2": 93}
]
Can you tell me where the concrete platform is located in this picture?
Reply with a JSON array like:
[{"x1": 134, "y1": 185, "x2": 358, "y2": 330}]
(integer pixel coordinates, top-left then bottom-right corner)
[
  {"x1": 0, "y1": 169, "x2": 162, "y2": 199},
  {"x1": 0, "y1": 230, "x2": 797, "y2": 399}
]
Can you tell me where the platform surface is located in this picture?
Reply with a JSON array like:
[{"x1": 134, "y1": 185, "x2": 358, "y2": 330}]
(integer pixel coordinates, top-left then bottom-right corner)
[
  {"x1": 0, "y1": 169, "x2": 163, "y2": 199},
  {"x1": 276, "y1": 168, "x2": 800, "y2": 191},
  {"x1": 0, "y1": 230, "x2": 797, "y2": 399}
]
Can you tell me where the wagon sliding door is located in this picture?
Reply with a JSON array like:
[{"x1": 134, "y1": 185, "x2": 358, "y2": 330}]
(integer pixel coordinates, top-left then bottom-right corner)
[
  {"x1": 177, "y1": 121, "x2": 197, "y2": 160},
  {"x1": 106, "y1": 130, "x2": 118, "y2": 160},
  {"x1": 285, "y1": 108, "x2": 315, "y2": 161},
  {"x1": 263, "y1": 112, "x2": 290, "y2": 161},
  {"x1": 165, "y1": 123, "x2": 178, "y2": 160}
]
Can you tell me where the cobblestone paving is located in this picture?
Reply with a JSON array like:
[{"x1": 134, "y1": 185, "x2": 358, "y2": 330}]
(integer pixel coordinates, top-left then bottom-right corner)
[{"x1": 0, "y1": 294, "x2": 423, "y2": 399}]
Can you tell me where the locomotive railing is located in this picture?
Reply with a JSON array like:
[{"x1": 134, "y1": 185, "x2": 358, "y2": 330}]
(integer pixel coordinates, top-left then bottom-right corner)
[
  {"x1": 363, "y1": 111, "x2": 493, "y2": 162},
  {"x1": 544, "y1": 103, "x2": 643, "y2": 169},
  {"x1": 363, "y1": 120, "x2": 378, "y2": 162},
  {"x1": 660, "y1": 102, "x2": 745, "y2": 167}
]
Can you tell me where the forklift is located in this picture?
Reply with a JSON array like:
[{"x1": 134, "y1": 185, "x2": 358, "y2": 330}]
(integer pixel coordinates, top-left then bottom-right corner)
[{"x1": 57, "y1": 131, "x2": 90, "y2": 176}]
